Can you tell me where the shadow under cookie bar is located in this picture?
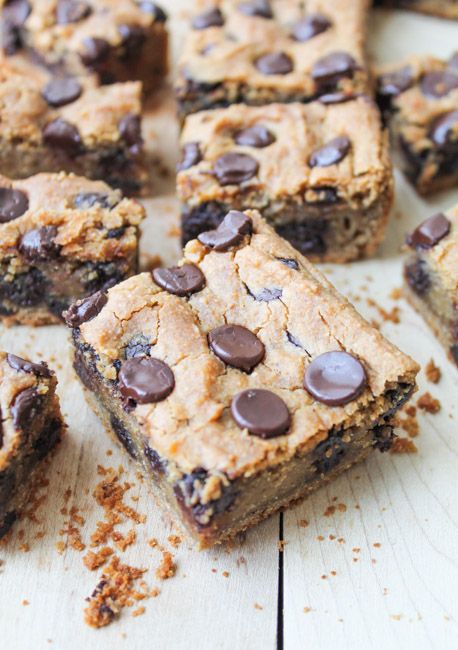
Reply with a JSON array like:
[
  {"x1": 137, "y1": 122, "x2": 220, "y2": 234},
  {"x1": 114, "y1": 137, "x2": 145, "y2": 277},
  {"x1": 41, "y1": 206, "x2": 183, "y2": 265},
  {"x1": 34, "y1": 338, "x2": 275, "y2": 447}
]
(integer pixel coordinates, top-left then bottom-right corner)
[
  {"x1": 373, "y1": 0, "x2": 458, "y2": 19},
  {"x1": 0, "y1": 352, "x2": 65, "y2": 539}
]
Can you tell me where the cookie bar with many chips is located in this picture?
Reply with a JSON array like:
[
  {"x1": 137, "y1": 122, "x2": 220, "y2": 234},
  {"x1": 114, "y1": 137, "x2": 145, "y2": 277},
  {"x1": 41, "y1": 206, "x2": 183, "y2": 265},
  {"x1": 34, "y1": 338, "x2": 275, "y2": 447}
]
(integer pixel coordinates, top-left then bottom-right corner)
[
  {"x1": 0, "y1": 172, "x2": 144, "y2": 326},
  {"x1": 177, "y1": 99, "x2": 393, "y2": 262},
  {"x1": 66, "y1": 210, "x2": 419, "y2": 548},
  {"x1": 0, "y1": 351, "x2": 64, "y2": 538}
]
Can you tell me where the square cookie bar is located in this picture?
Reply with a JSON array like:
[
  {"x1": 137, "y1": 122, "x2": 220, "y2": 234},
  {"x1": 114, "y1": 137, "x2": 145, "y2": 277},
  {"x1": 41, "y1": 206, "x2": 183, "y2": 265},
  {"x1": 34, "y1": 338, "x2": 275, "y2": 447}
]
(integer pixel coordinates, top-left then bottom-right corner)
[
  {"x1": 374, "y1": 0, "x2": 458, "y2": 19},
  {"x1": 0, "y1": 172, "x2": 144, "y2": 326},
  {"x1": 176, "y1": 0, "x2": 371, "y2": 118},
  {"x1": 377, "y1": 54, "x2": 458, "y2": 194},
  {"x1": 404, "y1": 207, "x2": 458, "y2": 366},
  {"x1": 0, "y1": 56, "x2": 146, "y2": 195},
  {"x1": 177, "y1": 99, "x2": 393, "y2": 263},
  {"x1": 67, "y1": 210, "x2": 418, "y2": 548},
  {"x1": 0, "y1": 351, "x2": 64, "y2": 538},
  {"x1": 1, "y1": 0, "x2": 168, "y2": 94}
]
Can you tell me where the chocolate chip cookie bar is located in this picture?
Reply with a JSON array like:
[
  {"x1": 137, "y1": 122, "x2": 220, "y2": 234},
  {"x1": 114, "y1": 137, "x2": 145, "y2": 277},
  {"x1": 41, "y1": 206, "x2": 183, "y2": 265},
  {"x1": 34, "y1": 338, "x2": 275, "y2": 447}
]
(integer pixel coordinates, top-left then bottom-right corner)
[
  {"x1": 374, "y1": 0, "x2": 458, "y2": 19},
  {"x1": 404, "y1": 208, "x2": 458, "y2": 366},
  {"x1": 0, "y1": 171, "x2": 144, "y2": 326},
  {"x1": 177, "y1": 99, "x2": 393, "y2": 263},
  {"x1": 1, "y1": 0, "x2": 168, "y2": 94},
  {"x1": 377, "y1": 53, "x2": 458, "y2": 194},
  {"x1": 67, "y1": 209, "x2": 418, "y2": 548},
  {"x1": 0, "y1": 352, "x2": 64, "y2": 539},
  {"x1": 0, "y1": 56, "x2": 146, "y2": 194},
  {"x1": 176, "y1": 0, "x2": 371, "y2": 119}
]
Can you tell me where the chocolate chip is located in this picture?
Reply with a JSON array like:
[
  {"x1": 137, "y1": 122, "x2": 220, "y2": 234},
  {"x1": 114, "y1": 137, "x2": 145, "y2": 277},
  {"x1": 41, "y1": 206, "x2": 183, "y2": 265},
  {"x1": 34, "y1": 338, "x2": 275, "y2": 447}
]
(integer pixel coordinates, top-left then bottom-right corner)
[
  {"x1": 63, "y1": 290, "x2": 107, "y2": 327},
  {"x1": 378, "y1": 65, "x2": 413, "y2": 97},
  {"x1": 291, "y1": 14, "x2": 331, "y2": 42},
  {"x1": 238, "y1": 0, "x2": 272, "y2": 18},
  {"x1": 118, "y1": 24, "x2": 146, "y2": 60},
  {"x1": 0, "y1": 188, "x2": 28, "y2": 222},
  {"x1": 144, "y1": 443, "x2": 166, "y2": 473},
  {"x1": 42, "y1": 77, "x2": 82, "y2": 107},
  {"x1": 119, "y1": 114, "x2": 143, "y2": 149},
  {"x1": 429, "y1": 110, "x2": 458, "y2": 151},
  {"x1": 177, "y1": 142, "x2": 202, "y2": 171},
  {"x1": 214, "y1": 152, "x2": 259, "y2": 185},
  {"x1": 118, "y1": 357, "x2": 174, "y2": 404},
  {"x1": 449, "y1": 53, "x2": 458, "y2": 72},
  {"x1": 277, "y1": 257, "x2": 299, "y2": 270},
  {"x1": 19, "y1": 225, "x2": 60, "y2": 261},
  {"x1": 234, "y1": 125, "x2": 275, "y2": 148},
  {"x1": 138, "y1": 1, "x2": 167, "y2": 22},
  {"x1": 2, "y1": 0, "x2": 30, "y2": 25},
  {"x1": 420, "y1": 71, "x2": 458, "y2": 98},
  {"x1": 1, "y1": 20, "x2": 21, "y2": 55},
  {"x1": 308, "y1": 136, "x2": 351, "y2": 168},
  {"x1": 231, "y1": 389, "x2": 291, "y2": 438},
  {"x1": 80, "y1": 37, "x2": 110, "y2": 66},
  {"x1": 152, "y1": 264, "x2": 205, "y2": 297},
  {"x1": 110, "y1": 413, "x2": 137, "y2": 458},
  {"x1": 405, "y1": 259, "x2": 430, "y2": 296},
  {"x1": 318, "y1": 92, "x2": 357, "y2": 105},
  {"x1": 198, "y1": 210, "x2": 252, "y2": 251},
  {"x1": 254, "y1": 52, "x2": 293, "y2": 75},
  {"x1": 304, "y1": 351, "x2": 367, "y2": 406},
  {"x1": 73, "y1": 192, "x2": 112, "y2": 209},
  {"x1": 125, "y1": 334, "x2": 151, "y2": 359},
  {"x1": 314, "y1": 432, "x2": 347, "y2": 473},
  {"x1": 406, "y1": 213, "x2": 451, "y2": 250},
  {"x1": 56, "y1": 0, "x2": 91, "y2": 24},
  {"x1": 42, "y1": 119, "x2": 82, "y2": 155},
  {"x1": 208, "y1": 324, "x2": 265, "y2": 372},
  {"x1": 11, "y1": 387, "x2": 39, "y2": 430},
  {"x1": 7, "y1": 352, "x2": 51, "y2": 377},
  {"x1": 450, "y1": 345, "x2": 458, "y2": 366},
  {"x1": 192, "y1": 8, "x2": 224, "y2": 29},
  {"x1": 311, "y1": 51, "x2": 357, "y2": 89}
]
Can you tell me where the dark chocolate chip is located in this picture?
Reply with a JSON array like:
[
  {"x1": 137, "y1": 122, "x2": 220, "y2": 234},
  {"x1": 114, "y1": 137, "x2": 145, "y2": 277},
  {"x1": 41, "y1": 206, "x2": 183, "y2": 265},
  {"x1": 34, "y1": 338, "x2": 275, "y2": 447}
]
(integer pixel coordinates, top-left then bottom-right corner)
[
  {"x1": 192, "y1": 8, "x2": 224, "y2": 29},
  {"x1": 378, "y1": 65, "x2": 413, "y2": 97},
  {"x1": 144, "y1": 443, "x2": 166, "y2": 473},
  {"x1": 0, "y1": 188, "x2": 29, "y2": 222},
  {"x1": 152, "y1": 264, "x2": 205, "y2": 297},
  {"x1": 373, "y1": 424, "x2": 395, "y2": 452},
  {"x1": 110, "y1": 413, "x2": 137, "y2": 458},
  {"x1": 429, "y1": 110, "x2": 458, "y2": 151},
  {"x1": 318, "y1": 92, "x2": 357, "y2": 105},
  {"x1": 42, "y1": 76, "x2": 82, "y2": 107},
  {"x1": 118, "y1": 24, "x2": 146, "y2": 60},
  {"x1": 137, "y1": 1, "x2": 167, "y2": 22},
  {"x1": 73, "y1": 192, "x2": 112, "y2": 209},
  {"x1": 450, "y1": 345, "x2": 458, "y2": 366},
  {"x1": 125, "y1": 334, "x2": 151, "y2": 359},
  {"x1": 312, "y1": 51, "x2": 357, "y2": 87},
  {"x1": 208, "y1": 324, "x2": 265, "y2": 372},
  {"x1": 420, "y1": 71, "x2": 458, "y2": 98},
  {"x1": 198, "y1": 210, "x2": 252, "y2": 251},
  {"x1": 276, "y1": 257, "x2": 299, "y2": 270},
  {"x1": 119, "y1": 114, "x2": 143, "y2": 149},
  {"x1": 405, "y1": 259, "x2": 430, "y2": 296},
  {"x1": 177, "y1": 142, "x2": 202, "y2": 171},
  {"x1": 19, "y1": 225, "x2": 60, "y2": 261},
  {"x1": 254, "y1": 52, "x2": 293, "y2": 75},
  {"x1": 234, "y1": 124, "x2": 275, "y2": 148},
  {"x1": 308, "y1": 136, "x2": 351, "y2": 168},
  {"x1": 0, "y1": 511, "x2": 17, "y2": 539},
  {"x1": 231, "y1": 389, "x2": 291, "y2": 438},
  {"x1": 63, "y1": 290, "x2": 108, "y2": 327},
  {"x1": 56, "y1": 0, "x2": 91, "y2": 24},
  {"x1": 118, "y1": 357, "x2": 174, "y2": 404},
  {"x1": 0, "y1": 267, "x2": 45, "y2": 307},
  {"x1": 42, "y1": 119, "x2": 82, "y2": 155},
  {"x1": 214, "y1": 152, "x2": 259, "y2": 185},
  {"x1": 237, "y1": 1, "x2": 272, "y2": 18},
  {"x1": 304, "y1": 351, "x2": 367, "y2": 406},
  {"x1": 11, "y1": 387, "x2": 39, "y2": 430},
  {"x1": 2, "y1": 0, "x2": 30, "y2": 25},
  {"x1": 80, "y1": 37, "x2": 110, "y2": 65},
  {"x1": 314, "y1": 431, "x2": 347, "y2": 473},
  {"x1": 406, "y1": 213, "x2": 451, "y2": 250},
  {"x1": 1, "y1": 20, "x2": 21, "y2": 55},
  {"x1": 291, "y1": 13, "x2": 332, "y2": 42},
  {"x1": 7, "y1": 352, "x2": 51, "y2": 377}
]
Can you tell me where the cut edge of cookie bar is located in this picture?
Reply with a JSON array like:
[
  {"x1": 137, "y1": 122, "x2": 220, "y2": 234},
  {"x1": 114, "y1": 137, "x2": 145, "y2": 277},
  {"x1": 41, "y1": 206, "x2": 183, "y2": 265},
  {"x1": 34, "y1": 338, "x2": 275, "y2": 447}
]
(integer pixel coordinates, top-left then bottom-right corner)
[
  {"x1": 0, "y1": 351, "x2": 65, "y2": 539},
  {"x1": 67, "y1": 209, "x2": 419, "y2": 548},
  {"x1": 374, "y1": 0, "x2": 458, "y2": 19}
]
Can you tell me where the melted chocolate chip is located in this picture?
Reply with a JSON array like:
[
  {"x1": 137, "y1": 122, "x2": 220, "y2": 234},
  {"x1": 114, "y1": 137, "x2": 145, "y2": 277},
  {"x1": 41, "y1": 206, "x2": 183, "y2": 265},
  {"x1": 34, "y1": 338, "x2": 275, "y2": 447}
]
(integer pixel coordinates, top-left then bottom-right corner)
[
  {"x1": 405, "y1": 259, "x2": 430, "y2": 296},
  {"x1": 80, "y1": 37, "x2": 110, "y2": 65},
  {"x1": 3, "y1": 0, "x2": 30, "y2": 25},
  {"x1": 0, "y1": 188, "x2": 29, "y2": 222},
  {"x1": 152, "y1": 264, "x2": 205, "y2": 297},
  {"x1": 138, "y1": 1, "x2": 167, "y2": 22},
  {"x1": 110, "y1": 413, "x2": 137, "y2": 458},
  {"x1": 311, "y1": 51, "x2": 357, "y2": 89},
  {"x1": 19, "y1": 225, "x2": 60, "y2": 261},
  {"x1": 42, "y1": 119, "x2": 82, "y2": 155},
  {"x1": 73, "y1": 192, "x2": 112, "y2": 209},
  {"x1": 198, "y1": 210, "x2": 252, "y2": 251},
  {"x1": 291, "y1": 14, "x2": 331, "y2": 42},
  {"x1": 429, "y1": 110, "x2": 458, "y2": 151},
  {"x1": 318, "y1": 92, "x2": 357, "y2": 105},
  {"x1": 63, "y1": 290, "x2": 107, "y2": 327},
  {"x1": 406, "y1": 213, "x2": 450, "y2": 250},
  {"x1": 192, "y1": 8, "x2": 224, "y2": 29},
  {"x1": 378, "y1": 65, "x2": 413, "y2": 97},
  {"x1": 144, "y1": 443, "x2": 166, "y2": 473},
  {"x1": 208, "y1": 324, "x2": 265, "y2": 372},
  {"x1": 56, "y1": 0, "x2": 91, "y2": 24},
  {"x1": 177, "y1": 142, "x2": 202, "y2": 171},
  {"x1": 420, "y1": 71, "x2": 458, "y2": 98},
  {"x1": 118, "y1": 24, "x2": 147, "y2": 60},
  {"x1": 254, "y1": 52, "x2": 293, "y2": 75},
  {"x1": 7, "y1": 352, "x2": 51, "y2": 377},
  {"x1": 234, "y1": 125, "x2": 275, "y2": 148},
  {"x1": 42, "y1": 77, "x2": 82, "y2": 107},
  {"x1": 125, "y1": 334, "x2": 151, "y2": 359},
  {"x1": 314, "y1": 431, "x2": 347, "y2": 473},
  {"x1": 1, "y1": 20, "x2": 21, "y2": 55},
  {"x1": 214, "y1": 152, "x2": 259, "y2": 185},
  {"x1": 11, "y1": 387, "x2": 39, "y2": 430},
  {"x1": 308, "y1": 136, "x2": 351, "y2": 168},
  {"x1": 118, "y1": 357, "x2": 174, "y2": 404},
  {"x1": 238, "y1": 1, "x2": 272, "y2": 18},
  {"x1": 304, "y1": 351, "x2": 367, "y2": 406},
  {"x1": 276, "y1": 257, "x2": 299, "y2": 270},
  {"x1": 119, "y1": 114, "x2": 143, "y2": 149},
  {"x1": 231, "y1": 389, "x2": 291, "y2": 438}
]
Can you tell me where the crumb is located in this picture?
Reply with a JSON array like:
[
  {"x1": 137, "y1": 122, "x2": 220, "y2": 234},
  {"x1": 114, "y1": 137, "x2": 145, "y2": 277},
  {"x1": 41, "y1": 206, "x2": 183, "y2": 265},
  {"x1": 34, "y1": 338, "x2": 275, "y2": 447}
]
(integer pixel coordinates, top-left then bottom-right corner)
[
  {"x1": 425, "y1": 360, "x2": 441, "y2": 384},
  {"x1": 19, "y1": 542, "x2": 30, "y2": 553},
  {"x1": 390, "y1": 287, "x2": 402, "y2": 300},
  {"x1": 278, "y1": 540, "x2": 286, "y2": 551},
  {"x1": 390, "y1": 438, "x2": 417, "y2": 454},
  {"x1": 132, "y1": 606, "x2": 145, "y2": 617},
  {"x1": 352, "y1": 548, "x2": 361, "y2": 553},
  {"x1": 366, "y1": 298, "x2": 400, "y2": 324},
  {"x1": 254, "y1": 603, "x2": 263, "y2": 610},
  {"x1": 167, "y1": 226, "x2": 181, "y2": 238},
  {"x1": 337, "y1": 503, "x2": 346, "y2": 512},
  {"x1": 337, "y1": 538, "x2": 345, "y2": 544},
  {"x1": 55, "y1": 541, "x2": 65, "y2": 555},
  {"x1": 22, "y1": 599, "x2": 30, "y2": 606},
  {"x1": 167, "y1": 535, "x2": 182, "y2": 549},
  {"x1": 324, "y1": 505, "x2": 336, "y2": 517},
  {"x1": 155, "y1": 552, "x2": 176, "y2": 580},
  {"x1": 299, "y1": 519, "x2": 309, "y2": 528},
  {"x1": 106, "y1": 449, "x2": 113, "y2": 456},
  {"x1": 390, "y1": 614, "x2": 403, "y2": 621},
  {"x1": 352, "y1": 558, "x2": 358, "y2": 563},
  {"x1": 150, "y1": 587, "x2": 160, "y2": 597},
  {"x1": 83, "y1": 547, "x2": 114, "y2": 571},
  {"x1": 211, "y1": 568, "x2": 217, "y2": 573},
  {"x1": 112, "y1": 529, "x2": 136, "y2": 552},
  {"x1": 330, "y1": 570, "x2": 337, "y2": 576},
  {"x1": 417, "y1": 392, "x2": 441, "y2": 414},
  {"x1": 303, "y1": 607, "x2": 311, "y2": 613},
  {"x1": 321, "y1": 574, "x2": 327, "y2": 579},
  {"x1": 394, "y1": 408, "x2": 420, "y2": 438},
  {"x1": 222, "y1": 571, "x2": 230, "y2": 578},
  {"x1": 373, "y1": 542, "x2": 381, "y2": 548}
]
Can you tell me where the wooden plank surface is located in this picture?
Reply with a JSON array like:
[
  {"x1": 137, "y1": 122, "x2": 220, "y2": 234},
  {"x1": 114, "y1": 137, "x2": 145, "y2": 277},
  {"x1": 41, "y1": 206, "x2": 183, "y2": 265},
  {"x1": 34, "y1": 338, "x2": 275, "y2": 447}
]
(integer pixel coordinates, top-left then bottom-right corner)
[{"x1": 1, "y1": 4, "x2": 458, "y2": 649}]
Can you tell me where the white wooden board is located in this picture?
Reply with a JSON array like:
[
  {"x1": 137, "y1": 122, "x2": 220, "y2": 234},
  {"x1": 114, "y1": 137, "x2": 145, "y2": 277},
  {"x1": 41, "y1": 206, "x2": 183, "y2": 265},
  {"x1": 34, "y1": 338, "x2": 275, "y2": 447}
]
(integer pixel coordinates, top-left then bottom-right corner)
[{"x1": 1, "y1": 5, "x2": 458, "y2": 650}]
